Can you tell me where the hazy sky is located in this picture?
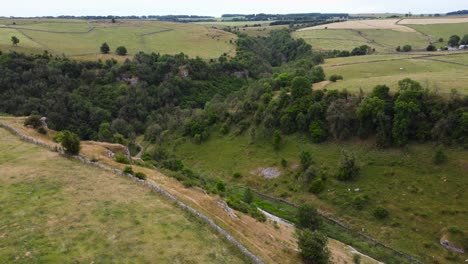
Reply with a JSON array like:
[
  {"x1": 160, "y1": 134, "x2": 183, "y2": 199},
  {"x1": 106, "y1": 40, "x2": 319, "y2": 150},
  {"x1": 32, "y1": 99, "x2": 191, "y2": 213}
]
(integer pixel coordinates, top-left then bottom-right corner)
[{"x1": 4, "y1": 0, "x2": 466, "y2": 17}]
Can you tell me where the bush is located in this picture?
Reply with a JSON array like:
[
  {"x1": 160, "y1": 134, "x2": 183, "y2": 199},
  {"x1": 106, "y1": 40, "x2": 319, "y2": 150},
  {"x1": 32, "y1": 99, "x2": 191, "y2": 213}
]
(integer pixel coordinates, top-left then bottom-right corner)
[
  {"x1": 61, "y1": 130, "x2": 81, "y2": 155},
  {"x1": 163, "y1": 159, "x2": 183, "y2": 171},
  {"x1": 233, "y1": 172, "x2": 242, "y2": 179},
  {"x1": 24, "y1": 115, "x2": 42, "y2": 128},
  {"x1": 135, "y1": 172, "x2": 147, "y2": 180},
  {"x1": 114, "y1": 153, "x2": 131, "y2": 164},
  {"x1": 329, "y1": 74, "x2": 343, "y2": 82},
  {"x1": 100, "y1": 42, "x2": 110, "y2": 54},
  {"x1": 402, "y1": 45, "x2": 412, "y2": 52},
  {"x1": 373, "y1": 207, "x2": 389, "y2": 219},
  {"x1": 281, "y1": 158, "x2": 288, "y2": 168},
  {"x1": 309, "y1": 178, "x2": 325, "y2": 194},
  {"x1": 36, "y1": 127, "x2": 47, "y2": 135},
  {"x1": 353, "y1": 254, "x2": 361, "y2": 264},
  {"x1": 123, "y1": 166, "x2": 134, "y2": 175},
  {"x1": 243, "y1": 188, "x2": 253, "y2": 204},
  {"x1": 219, "y1": 124, "x2": 229, "y2": 134},
  {"x1": 433, "y1": 148, "x2": 447, "y2": 165},
  {"x1": 336, "y1": 151, "x2": 360, "y2": 181},
  {"x1": 53, "y1": 131, "x2": 65, "y2": 143},
  {"x1": 297, "y1": 204, "x2": 321, "y2": 231},
  {"x1": 298, "y1": 230, "x2": 330, "y2": 264},
  {"x1": 216, "y1": 180, "x2": 225, "y2": 192},
  {"x1": 226, "y1": 197, "x2": 266, "y2": 222},
  {"x1": 309, "y1": 121, "x2": 327, "y2": 143},
  {"x1": 426, "y1": 44, "x2": 436, "y2": 51},
  {"x1": 300, "y1": 151, "x2": 313, "y2": 170},
  {"x1": 352, "y1": 195, "x2": 369, "y2": 210},
  {"x1": 116, "y1": 46, "x2": 127, "y2": 56}
]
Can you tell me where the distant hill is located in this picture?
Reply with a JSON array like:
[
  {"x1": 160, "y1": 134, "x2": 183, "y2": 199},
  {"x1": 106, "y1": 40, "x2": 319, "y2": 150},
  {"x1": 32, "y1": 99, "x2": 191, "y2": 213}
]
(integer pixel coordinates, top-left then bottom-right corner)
[{"x1": 447, "y1": 10, "x2": 468, "y2": 16}]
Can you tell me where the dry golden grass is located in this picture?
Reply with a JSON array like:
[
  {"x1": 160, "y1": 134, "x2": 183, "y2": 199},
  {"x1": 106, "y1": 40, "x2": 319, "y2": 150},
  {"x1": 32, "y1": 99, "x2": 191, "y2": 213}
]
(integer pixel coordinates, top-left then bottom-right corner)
[
  {"x1": 299, "y1": 19, "x2": 415, "y2": 32},
  {"x1": 0, "y1": 126, "x2": 249, "y2": 263},
  {"x1": 0, "y1": 116, "x2": 381, "y2": 264}
]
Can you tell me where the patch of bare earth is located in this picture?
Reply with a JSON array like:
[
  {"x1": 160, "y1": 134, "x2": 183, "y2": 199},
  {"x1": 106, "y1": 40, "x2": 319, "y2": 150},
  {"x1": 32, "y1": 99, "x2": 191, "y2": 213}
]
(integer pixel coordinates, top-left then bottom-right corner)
[{"x1": 250, "y1": 167, "x2": 282, "y2": 179}]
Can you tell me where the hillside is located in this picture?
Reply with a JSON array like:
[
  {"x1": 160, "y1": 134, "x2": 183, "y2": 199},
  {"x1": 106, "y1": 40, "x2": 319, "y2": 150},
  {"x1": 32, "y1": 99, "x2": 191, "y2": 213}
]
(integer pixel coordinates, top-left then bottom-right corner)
[
  {"x1": 0, "y1": 127, "x2": 249, "y2": 263},
  {"x1": 0, "y1": 18, "x2": 236, "y2": 59}
]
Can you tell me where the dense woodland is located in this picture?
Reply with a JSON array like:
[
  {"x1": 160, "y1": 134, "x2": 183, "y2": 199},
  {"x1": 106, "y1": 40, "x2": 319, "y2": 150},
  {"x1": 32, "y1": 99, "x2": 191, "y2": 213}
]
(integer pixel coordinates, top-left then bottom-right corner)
[{"x1": 0, "y1": 29, "x2": 467, "y2": 151}]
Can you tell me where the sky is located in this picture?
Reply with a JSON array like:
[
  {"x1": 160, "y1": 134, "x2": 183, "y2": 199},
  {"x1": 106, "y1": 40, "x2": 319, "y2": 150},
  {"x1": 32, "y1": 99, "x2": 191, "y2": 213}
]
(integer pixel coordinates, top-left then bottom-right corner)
[{"x1": 3, "y1": 0, "x2": 466, "y2": 17}]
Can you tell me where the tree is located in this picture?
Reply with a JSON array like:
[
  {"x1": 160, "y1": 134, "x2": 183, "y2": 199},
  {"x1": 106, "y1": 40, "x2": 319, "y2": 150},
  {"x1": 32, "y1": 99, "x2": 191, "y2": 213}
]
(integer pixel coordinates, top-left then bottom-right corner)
[
  {"x1": 336, "y1": 151, "x2": 360, "y2": 181},
  {"x1": 24, "y1": 115, "x2": 43, "y2": 128},
  {"x1": 309, "y1": 121, "x2": 327, "y2": 143},
  {"x1": 448, "y1": 35, "x2": 461, "y2": 47},
  {"x1": 461, "y1": 34, "x2": 468, "y2": 45},
  {"x1": 395, "y1": 46, "x2": 401, "y2": 52},
  {"x1": 297, "y1": 230, "x2": 330, "y2": 264},
  {"x1": 402, "y1": 45, "x2": 412, "y2": 52},
  {"x1": 273, "y1": 130, "x2": 282, "y2": 150},
  {"x1": 296, "y1": 204, "x2": 321, "y2": 231},
  {"x1": 357, "y1": 96, "x2": 385, "y2": 138},
  {"x1": 116, "y1": 46, "x2": 127, "y2": 56},
  {"x1": 111, "y1": 18, "x2": 116, "y2": 23},
  {"x1": 326, "y1": 99, "x2": 357, "y2": 140},
  {"x1": 100, "y1": 42, "x2": 110, "y2": 54},
  {"x1": 291, "y1": 76, "x2": 311, "y2": 99},
  {"x1": 11, "y1": 36, "x2": 19, "y2": 46},
  {"x1": 61, "y1": 130, "x2": 81, "y2": 155}
]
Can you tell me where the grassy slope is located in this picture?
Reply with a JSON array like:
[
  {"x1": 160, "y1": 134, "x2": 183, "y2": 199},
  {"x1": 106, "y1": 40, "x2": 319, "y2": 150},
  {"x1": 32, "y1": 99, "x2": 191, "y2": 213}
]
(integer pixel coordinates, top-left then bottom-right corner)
[
  {"x1": 322, "y1": 55, "x2": 468, "y2": 94},
  {"x1": 0, "y1": 20, "x2": 236, "y2": 59},
  {"x1": 293, "y1": 28, "x2": 429, "y2": 52},
  {"x1": 0, "y1": 128, "x2": 248, "y2": 263},
  {"x1": 407, "y1": 23, "x2": 468, "y2": 44},
  {"x1": 167, "y1": 130, "x2": 468, "y2": 263}
]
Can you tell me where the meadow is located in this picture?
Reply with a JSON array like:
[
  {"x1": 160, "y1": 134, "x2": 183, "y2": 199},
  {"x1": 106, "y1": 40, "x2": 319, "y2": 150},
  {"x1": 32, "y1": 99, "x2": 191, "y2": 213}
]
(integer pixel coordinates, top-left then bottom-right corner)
[
  {"x1": 321, "y1": 53, "x2": 468, "y2": 94},
  {"x1": 167, "y1": 128, "x2": 468, "y2": 263},
  {"x1": 406, "y1": 22, "x2": 468, "y2": 44},
  {"x1": 0, "y1": 128, "x2": 249, "y2": 263},
  {"x1": 0, "y1": 19, "x2": 236, "y2": 59}
]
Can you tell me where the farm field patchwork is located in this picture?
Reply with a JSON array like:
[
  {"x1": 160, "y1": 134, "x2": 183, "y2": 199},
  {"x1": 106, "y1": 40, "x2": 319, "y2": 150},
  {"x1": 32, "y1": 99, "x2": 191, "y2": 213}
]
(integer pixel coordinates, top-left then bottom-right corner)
[
  {"x1": 0, "y1": 128, "x2": 248, "y2": 263},
  {"x1": 0, "y1": 20, "x2": 236, "y2": 59},
  {"x1": 406, "y1": 22, "x2": 468, "y2": 44}
]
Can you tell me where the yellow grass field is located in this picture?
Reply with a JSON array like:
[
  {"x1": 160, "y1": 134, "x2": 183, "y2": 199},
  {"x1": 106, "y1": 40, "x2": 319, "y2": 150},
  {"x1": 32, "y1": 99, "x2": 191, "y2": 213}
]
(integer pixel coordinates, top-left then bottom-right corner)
[{"x1": 399, "y1": 17, "x2": 468, "y2": 25}]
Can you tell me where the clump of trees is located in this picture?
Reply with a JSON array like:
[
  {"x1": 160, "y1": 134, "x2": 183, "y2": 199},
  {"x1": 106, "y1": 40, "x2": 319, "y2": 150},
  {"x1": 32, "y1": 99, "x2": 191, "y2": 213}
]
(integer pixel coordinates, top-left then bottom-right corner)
[{"x1": 448, "y1": 35, "x2": 461, "y2": 47}]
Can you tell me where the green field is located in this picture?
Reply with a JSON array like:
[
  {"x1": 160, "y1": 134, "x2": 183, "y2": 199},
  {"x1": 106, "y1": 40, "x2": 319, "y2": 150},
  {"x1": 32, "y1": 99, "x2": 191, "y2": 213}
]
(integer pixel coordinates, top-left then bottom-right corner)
[
  {"x1": 165, "y1": 129, "x2": 468, "y2": 263},
  {"x1": 0, "y1": 20, "x2": 236, "y2": 59},
  {"x1": 293, "y1": 28, "x2": 430, "y2": 52},
  {"x1": 407, "y1": 23, "x2": 468, "y2": 44},
  {"x1": 0, "y1": 128, "x2": 248, "y2": 263},
  {"x1": 321, "y1": 54, "x2": 468, "y2": 94}
]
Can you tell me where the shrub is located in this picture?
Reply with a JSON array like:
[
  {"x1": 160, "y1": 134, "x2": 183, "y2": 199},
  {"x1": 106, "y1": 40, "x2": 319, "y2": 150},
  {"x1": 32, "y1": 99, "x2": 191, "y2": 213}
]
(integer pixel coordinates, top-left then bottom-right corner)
[
  {"x1": 395, "y1": 46, "x2": 401, "y2": 52},
  {"x1": 114, "y1": 153, "x2": 131, "y2": 164},
  {"x1": 123, "y1": 166, "x2": 134, "y2": 175},
  {"x1": 243, "y1": 188, "x2": 253, "y2": 204},
  {"x1": 36, "y1": 127, "x2": 47, "y2": 135},
  {"x1": 297, "y1": 204, "x2": 321, "y2": 231},
  {"x1": 273, "y1": 130, "x2": 282, "y2": 150},
  {"x1": 352, "y1": 195, "x2": 369, "y2": 210},
  {"x1": 116, "y1": 46, "x2": 127, "y2": 56},
  {"x1": 100, "y1": 42, "x2": 110, "y2": 54},
  {"x1": 24, "y1": 115, "x2": 42, "y2": 128},
  {"x1": 309, "y1": 121, "x2": 327, "y2": 143},
  {"x1": 300, "y1": 151, "x2": 313, "y2": 170},
  {"x1": 298, "y1": 230, "x2": 330, "y2": 264},
  {"x1": 329, "y1": 74, "x2": 343, "y2": 82},
  {"x1": 135, "y1": 172, "x2": 147, "y2": 180},
  {"x1": 402, "y1": 45, "x2": 412, "y2": 52},
  {"x1": 216, "y1": 180, "x2": 225, "y2": 192},
  {"x1": 163, "y1": 159, "x2": 183, "y2": 171},
  {"x1": 336, "y1": 151, "x2": 360, "y2": 181},
  {"x1": 426, "y1": 44, "x2": 436, "y2": 51},
  {"x1": 219, "y1": 124, "x2": 229, "y2": 134},
  {"x1": 309, "y1": 178, "x2": 325, "y2": 194},
  {"x1": 53, "y1": 131, "x2": 65, "y2": 143},
  {"x1": 281, "y1": 158, "x2": 288, "y2": 168},
  {"x1": 433, "y1": 148, "x2": 447, "y2": 165},
  {"x1": 373, "y1": 207, "x2": 389, "y2": 219},
  {"x1": 233, "y1": 172, "x2": 242, "y2": 179},
  {"x1": 61, "y1": 130, "x2": 81, "y2": 155},
  {"x1": 226, "y1": 197, "x2": 266, "y2": 222}
]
